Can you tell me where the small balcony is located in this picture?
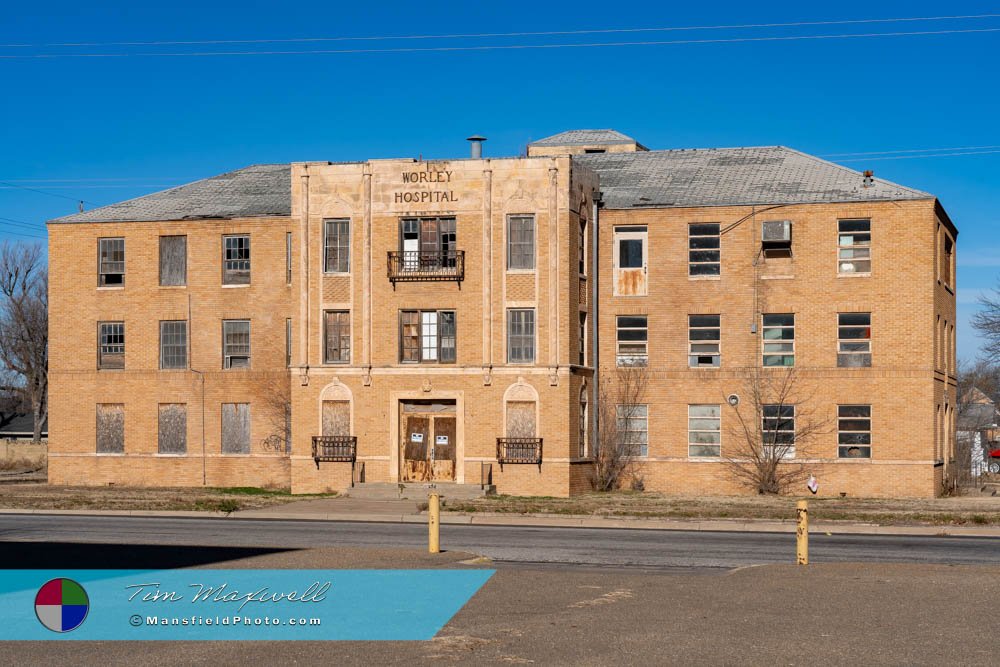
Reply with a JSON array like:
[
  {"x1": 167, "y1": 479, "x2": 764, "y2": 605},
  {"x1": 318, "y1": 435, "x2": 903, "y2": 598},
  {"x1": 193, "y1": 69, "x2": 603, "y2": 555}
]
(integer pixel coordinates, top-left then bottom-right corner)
[
  {"x1": 496, "y1": 437, "x2": 543, "y2": 470},
  {"x1": 387, "y1": 250, "x2": 465, "y2": 286},
  {"x1": 311, "y1": 435, "x2": 357, "y2": 467}
]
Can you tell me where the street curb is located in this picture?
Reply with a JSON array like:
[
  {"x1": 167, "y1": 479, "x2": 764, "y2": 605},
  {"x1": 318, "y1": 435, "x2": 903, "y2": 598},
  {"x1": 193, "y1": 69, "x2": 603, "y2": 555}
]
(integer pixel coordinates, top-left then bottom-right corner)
[{"x1": 2, "y1": 507, "x2": 999, "y2": 537}]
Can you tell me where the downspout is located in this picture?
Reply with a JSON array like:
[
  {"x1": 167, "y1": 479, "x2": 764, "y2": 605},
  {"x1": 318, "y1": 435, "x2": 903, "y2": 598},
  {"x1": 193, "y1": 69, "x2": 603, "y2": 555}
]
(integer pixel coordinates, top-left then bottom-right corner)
[
  {"x1": 189, "y1": 294, "x2": 206, "y2": 486},
  {"x1": 591, "y1": 190, "x2": 602, "y2": 455}
]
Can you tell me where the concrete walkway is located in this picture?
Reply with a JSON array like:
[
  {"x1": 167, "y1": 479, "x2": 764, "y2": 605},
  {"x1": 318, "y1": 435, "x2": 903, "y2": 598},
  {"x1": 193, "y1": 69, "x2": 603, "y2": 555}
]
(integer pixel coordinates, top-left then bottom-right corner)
[{"x1": 3, "y1": 496, "x2": 1000, "y2": 537}]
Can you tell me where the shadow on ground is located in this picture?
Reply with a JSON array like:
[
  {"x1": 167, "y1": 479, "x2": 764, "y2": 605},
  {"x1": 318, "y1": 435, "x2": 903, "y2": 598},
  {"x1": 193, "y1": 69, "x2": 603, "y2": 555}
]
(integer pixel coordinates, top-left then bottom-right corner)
[{"x1": 0, "y1": 542, "x2": 298, "y2": 569}]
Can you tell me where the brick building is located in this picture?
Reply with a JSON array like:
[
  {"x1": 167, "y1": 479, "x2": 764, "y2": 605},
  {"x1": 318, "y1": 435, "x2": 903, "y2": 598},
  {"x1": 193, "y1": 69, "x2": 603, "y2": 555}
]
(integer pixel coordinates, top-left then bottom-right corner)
[{"x1": 47, "y1": 129, "x2": 958, "y2": 497}]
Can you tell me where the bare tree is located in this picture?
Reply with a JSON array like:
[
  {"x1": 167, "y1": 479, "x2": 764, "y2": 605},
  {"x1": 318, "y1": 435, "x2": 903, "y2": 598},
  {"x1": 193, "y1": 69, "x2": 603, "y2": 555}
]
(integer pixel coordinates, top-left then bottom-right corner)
[
  {"x1": 256, "y1": 373, "x2": 291, "y2": 453},
  {"x1": 973, "y1": 287, "x2": 1000, "y2": 361},
  {"x1": 0, "y1": 371, "x2": 27, "y2": 432},
  {"x1": 0, "y1": 243, "x2": 47, "y2": 443},
  {"x1": 955, "y1": 359, "x2": 1000, "y2": 485},
  {"x1": 593, "y1": 366, "x2": 648, "y2": 491},
  {"x1": 723, "y1": 368, "x2": 829, "y2": 494}
]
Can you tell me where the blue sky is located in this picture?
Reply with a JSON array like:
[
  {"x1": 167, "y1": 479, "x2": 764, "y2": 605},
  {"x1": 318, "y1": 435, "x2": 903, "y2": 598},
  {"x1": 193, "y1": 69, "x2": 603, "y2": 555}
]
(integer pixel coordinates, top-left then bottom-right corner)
[{"x1": 2, "y1": 1, "x2": 998, "y2": 359}]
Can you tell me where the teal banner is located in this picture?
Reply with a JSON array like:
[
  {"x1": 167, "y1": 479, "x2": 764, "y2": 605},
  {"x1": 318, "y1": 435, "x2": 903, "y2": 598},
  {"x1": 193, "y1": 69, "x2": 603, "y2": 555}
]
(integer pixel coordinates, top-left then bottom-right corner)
[{"x1": 0, "y1": 569, "x2": 494, "y2": 640}]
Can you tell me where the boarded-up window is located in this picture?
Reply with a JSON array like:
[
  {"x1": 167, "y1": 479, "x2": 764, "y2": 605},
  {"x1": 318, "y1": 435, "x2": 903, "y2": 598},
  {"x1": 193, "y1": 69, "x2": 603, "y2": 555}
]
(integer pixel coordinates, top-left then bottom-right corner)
[
  {"x1": 322, "y1": 401, "x2": 351, "y2": 436},
  {"x1": 96, "y1": 404, "x2": 124, "y2": 453},
  {"x1": 158, "y1": 404, "x2": 187, "y2": 454},
  {"x1": 159, "y1": 235, "x2": 187, "y2": 286},
  {"x1": 98, "y1": 321, "x2": 125, "y2": 369},
  {"x1": 506, "y1": 401, "x2": 536, "y2": 438},
  {"x1": 221, "y1": 403, "x2": 250, "y2": 454}
]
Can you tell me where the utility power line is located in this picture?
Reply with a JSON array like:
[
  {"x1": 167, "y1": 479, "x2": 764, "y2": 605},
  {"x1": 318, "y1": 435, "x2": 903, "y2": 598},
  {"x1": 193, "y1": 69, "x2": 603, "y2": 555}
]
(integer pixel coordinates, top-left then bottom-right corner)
[
  {"x1": 823, "y1": 145, "x2": 1000, "y2": 157},
  {"x1": 835, "y1": 149, "x2": 1000, "y2": 162},
  {"x1": 2, "y1": 27, "x2": 999, "y2": 59},
  {"x1": 0, "y1": 180, "x2": 99, "y2": 206},
  {"x1": 2, "y1": 12, "x2": 997, "y2": 48}
]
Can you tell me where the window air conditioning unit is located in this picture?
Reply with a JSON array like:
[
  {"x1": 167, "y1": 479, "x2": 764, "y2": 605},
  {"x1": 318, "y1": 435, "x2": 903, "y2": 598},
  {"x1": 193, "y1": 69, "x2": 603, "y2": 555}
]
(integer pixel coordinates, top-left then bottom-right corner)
[{"x1": 762, "y1": 220, "x2": 792, "y2": 243}]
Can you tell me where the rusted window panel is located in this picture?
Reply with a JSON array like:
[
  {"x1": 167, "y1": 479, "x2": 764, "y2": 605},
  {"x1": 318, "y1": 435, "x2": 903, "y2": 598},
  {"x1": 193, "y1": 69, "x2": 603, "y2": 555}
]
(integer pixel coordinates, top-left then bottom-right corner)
[
  {"x1": 158, "y1": 404, "x2": 187, "y2": 454},
  {"x1": 159, "y1": 235, "x2": 187, "y2": 286},
  {"x1": 222, "y1": 234, "x2": 250, "y2": 285},
  {"x1": 322, "y1": 401, "x2": 350, "y2": 437},
  {"x1": 506, "y1": 401, "x2": 536, "y2": 439},
  {"x1": 96, "y1": 404, "x2": 124, "y2": 453},
  {"x1": 221, "y1": 403, "x2": 250, "y2": 454},
  {"x1": 98, "y1": 321, "x2": 125, "y2": 369}
]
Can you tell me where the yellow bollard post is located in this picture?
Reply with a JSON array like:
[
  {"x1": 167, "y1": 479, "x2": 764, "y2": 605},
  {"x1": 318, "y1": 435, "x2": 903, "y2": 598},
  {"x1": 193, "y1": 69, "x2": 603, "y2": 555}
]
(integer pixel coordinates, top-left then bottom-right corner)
[
  {"x1": 796, "y1": 500, "x2": 808, "y2": 565},
  {"x1": 428, "y1": 493, "x2": 440, "y2": 554}
]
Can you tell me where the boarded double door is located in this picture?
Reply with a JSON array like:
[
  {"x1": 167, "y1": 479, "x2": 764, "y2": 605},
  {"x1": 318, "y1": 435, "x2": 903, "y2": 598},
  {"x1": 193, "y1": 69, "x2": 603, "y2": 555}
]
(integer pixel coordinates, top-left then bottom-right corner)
[{"x1": 401, "y1": 401, "x2": 456, "y2": 482}]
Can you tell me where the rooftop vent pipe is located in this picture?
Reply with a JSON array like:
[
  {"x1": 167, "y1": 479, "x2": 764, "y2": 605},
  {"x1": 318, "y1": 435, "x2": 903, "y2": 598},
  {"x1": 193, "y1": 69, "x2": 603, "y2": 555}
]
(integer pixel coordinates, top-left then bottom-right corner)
[{"x1": 467, "y1": 135, "x2": 487, "y2": 158}]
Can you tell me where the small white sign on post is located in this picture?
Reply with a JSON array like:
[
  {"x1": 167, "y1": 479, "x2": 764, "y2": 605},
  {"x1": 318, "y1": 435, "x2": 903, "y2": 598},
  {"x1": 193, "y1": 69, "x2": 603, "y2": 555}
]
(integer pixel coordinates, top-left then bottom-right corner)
[
  {"x1": 411, "y1": 433, "x2": 424, "y2": 443},
  {"x1": 435, "y1": 435, "x2": 449, "y2": 445}
]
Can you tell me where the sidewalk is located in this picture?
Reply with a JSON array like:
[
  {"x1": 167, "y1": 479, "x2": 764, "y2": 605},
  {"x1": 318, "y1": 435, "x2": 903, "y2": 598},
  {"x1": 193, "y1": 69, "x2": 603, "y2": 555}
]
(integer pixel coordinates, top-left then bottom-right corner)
[{"x1": 4, "y1": 496, "x2": 1000, "y2": 536}]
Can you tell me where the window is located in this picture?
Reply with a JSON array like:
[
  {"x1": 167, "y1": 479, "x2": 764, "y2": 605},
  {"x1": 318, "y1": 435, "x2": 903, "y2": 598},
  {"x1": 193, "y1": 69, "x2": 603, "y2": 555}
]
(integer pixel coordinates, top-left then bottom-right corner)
[
  {"x1": 221, "y1": 403, "x2": 250, "y2": 454},
  {"x1": 98, "y1": 322, "x2": 124, "y2": 369},
  {"x1": 158, "y1": 404, "x2": 187, "y2": 455},
  {"x1": 286, "y1": 232, "x2": 292, "y2": 285},
  {"x1": 579, "y1": 219, "x2": 587, "y2": 275},
  {"x1": 762, "y1": 314, "x2": 794, "y2": 367},
  {"x1": 324, "y1": 311, "x2": 351, "y2": 364},
  {"x1": 616, "y1": 404, "x2": 648, "y2": 457},
  {"x1": 579, "y1": 388, "x2": 589, "y2": 458},
  {"x1": 222, "y1": 235, "x2": 250, "y2": 285},
  {"x1": 506, "y1": 401, "x2": 537, "y2": 438},
  {"x1": 96, "y1": 404, "x2": 124, "y2": 454},
  {"x1": 579, "y1": 312, "x2": 587, "y2": 365},
  {"x1": 98, "y1": 237, "x2": 124, "y2": 286},
  {"x1": 400, "y1": 310, "x2": 456, "y2": 363},
  {"x1": 222, "y1": 320, "x2": 250, "y2": 369},
  {"x1": 838, "y1": 313, "x2": 871, "y2": 367},
  {"x1": 507, "y1": 309, "x2": 535, "y2": 364},
  {"x1": 285, "y1": 318, "x2": 292, "y2": 367},
  {"x1": 944, "y1": 235, "x2": 954, "y2": 286},
  {"x1": 688, "y1": 223, "x2": 720, "y2": 276},
  {"x1": 689, "y1": 315, "x2": 720, "y2": 367},
  {"x1": 400, "y1": 217, "x2": 456, "y2": 269},
  {"x1": 158, "y1": 236, "x2": 186, "y2": 286},
  {"x1": 689, "y1": 405, "x2": 721, "y2": 457},
  {"x1": 616, "y1": 315, "x2": 648, "y2": 367},
  {"x1": 762, "y1": 405, "x2": 795, "y2": 458},
  {"x1": 613, "y1": 226, "x2": 647, "y2": 296},
  {"x1": 324, "y1": 219, "x2": 350, "y2": 273},
  {"x1": 838, "y1": 219, "x2": 871, "y2": 274},
  {"x1": 507, "y1": 215, "x2": 535, "y2": 270},
  {"x1": 159, "y1": 320, "x2": 187, "y2": 369},
  {"x1": 838, "y1": 405, "x2": 871, "y2": 458}
]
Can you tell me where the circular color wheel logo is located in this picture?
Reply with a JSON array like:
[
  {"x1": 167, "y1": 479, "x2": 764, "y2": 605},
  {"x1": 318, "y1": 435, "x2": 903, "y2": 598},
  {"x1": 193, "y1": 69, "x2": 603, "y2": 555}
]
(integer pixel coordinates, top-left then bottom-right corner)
[{"x1": 34, "y1": 578, "x2": 89, "y2": 633}]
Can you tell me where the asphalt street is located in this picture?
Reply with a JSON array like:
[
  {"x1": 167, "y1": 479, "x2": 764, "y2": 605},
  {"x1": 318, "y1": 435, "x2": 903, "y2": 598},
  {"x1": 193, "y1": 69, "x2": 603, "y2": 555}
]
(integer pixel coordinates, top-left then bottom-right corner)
[{"x1": 2, "y1": 513, "x2": 999, "y2": 569}]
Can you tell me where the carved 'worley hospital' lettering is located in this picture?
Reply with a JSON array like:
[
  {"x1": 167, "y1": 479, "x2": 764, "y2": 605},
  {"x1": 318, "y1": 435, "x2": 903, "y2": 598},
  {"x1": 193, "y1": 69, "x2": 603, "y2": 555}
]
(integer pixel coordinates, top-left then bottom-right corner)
[
  {"x1": 394, "y1": 191, "x2": 457, "y2": 203},
  {"x1": 402, "y1": 170, "x2": 452, "y2": 183}
]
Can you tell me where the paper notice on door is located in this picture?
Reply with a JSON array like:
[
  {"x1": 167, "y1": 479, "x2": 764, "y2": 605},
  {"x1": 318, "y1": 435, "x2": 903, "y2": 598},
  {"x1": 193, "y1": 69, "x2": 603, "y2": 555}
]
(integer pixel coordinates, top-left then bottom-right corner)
[
  {"x1": 435, "y1": 435, "x2": 448, "y2": 445},
  {"x1": 411, "y1": 433, "x2": 424, "y2": 443}
]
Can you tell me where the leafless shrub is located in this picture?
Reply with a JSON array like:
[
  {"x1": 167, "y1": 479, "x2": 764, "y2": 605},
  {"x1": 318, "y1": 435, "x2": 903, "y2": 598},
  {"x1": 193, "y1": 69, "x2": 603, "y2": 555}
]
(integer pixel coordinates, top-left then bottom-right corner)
[
  {"x1": 723, "y1": 367, "x2": 830, "y2": 495},
  {"x1": 592, "y1": 366, "x2": 648, "y2": 492}
]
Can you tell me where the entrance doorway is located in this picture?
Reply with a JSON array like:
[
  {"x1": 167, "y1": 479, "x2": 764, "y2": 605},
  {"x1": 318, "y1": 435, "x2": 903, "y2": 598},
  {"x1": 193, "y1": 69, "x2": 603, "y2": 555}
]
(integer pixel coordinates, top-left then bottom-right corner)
[{"x1": 400, "y1": 400, "x2": 457, "y2": 482}]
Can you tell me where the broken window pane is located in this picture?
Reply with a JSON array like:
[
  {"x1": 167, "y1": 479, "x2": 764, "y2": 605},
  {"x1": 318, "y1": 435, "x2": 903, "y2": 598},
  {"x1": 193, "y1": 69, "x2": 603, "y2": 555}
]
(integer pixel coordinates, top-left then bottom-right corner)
[{"x1": 98, "y1": 321, "x2": 125, "y2": 369}]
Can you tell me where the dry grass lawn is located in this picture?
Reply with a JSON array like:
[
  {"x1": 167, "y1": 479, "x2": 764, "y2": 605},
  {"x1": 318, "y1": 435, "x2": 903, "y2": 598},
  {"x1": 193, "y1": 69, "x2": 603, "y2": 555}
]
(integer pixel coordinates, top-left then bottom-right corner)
[
  {"x1": 445, "y1": 489, "x2": 1000, "y2": 526},
  {"x1": 0, "y1": 484, "x2": 333, "y2": 513}
]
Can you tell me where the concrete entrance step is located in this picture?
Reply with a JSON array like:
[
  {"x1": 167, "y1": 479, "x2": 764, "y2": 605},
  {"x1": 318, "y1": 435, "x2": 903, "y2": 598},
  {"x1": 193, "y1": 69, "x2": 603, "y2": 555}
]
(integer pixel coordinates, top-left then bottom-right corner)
[{"x1": 345, "y1": 482, "x2": 495, "y2": 501}]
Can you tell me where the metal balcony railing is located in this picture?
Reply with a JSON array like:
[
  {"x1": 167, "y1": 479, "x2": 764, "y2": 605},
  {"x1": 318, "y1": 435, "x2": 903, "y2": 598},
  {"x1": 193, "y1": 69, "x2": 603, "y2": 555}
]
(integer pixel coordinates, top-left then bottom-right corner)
[
  {"x1": 387, "y1": 250, "x2": 464, "y2": 285},
  {"x1": 496, "y1": 437, "x2": 543, "y2": 470},
  {"x1": 311, "y1": 434, "x2": 357, "y2": 469}
]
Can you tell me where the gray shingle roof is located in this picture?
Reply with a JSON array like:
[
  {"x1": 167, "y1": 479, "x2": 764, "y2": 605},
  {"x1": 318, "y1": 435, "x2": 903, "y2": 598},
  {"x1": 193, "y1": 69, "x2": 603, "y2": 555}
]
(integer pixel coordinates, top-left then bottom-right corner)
[
  {"x1": 47, "y1": 143, "x2": 937, "y2": 224},
  {"x1": 50, "y1": 164, "x2": 290, "y2": 223},
  {"x1": 530, "y1": 129, "x2": 637, "y2": 147},
  {"x1": 575, "y1": 146, "x2": 932, "y2": 209}
]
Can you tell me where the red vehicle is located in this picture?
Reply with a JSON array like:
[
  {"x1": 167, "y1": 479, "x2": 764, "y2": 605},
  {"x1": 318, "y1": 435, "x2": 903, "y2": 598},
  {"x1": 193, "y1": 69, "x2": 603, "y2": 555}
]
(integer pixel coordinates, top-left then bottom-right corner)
[{"x1": 990, "y1": 448, "x2": 1000, "y2": 474}]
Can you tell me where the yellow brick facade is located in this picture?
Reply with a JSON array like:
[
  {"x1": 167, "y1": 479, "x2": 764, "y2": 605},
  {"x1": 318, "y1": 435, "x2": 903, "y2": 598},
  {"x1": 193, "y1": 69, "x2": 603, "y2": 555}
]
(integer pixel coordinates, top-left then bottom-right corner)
[{"x1": 46, "y1": 139, "x2": 957, "y2": 498}]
